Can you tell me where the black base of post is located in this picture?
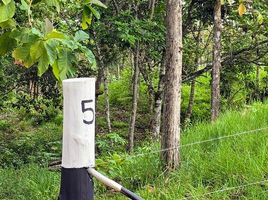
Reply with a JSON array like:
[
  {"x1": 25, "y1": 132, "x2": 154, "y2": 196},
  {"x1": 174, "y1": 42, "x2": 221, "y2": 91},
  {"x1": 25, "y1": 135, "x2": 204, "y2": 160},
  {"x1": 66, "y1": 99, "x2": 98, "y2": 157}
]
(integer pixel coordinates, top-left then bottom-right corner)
[
  {"x1": 121, "y1": 187, "x2": 144, "y2": 200},
  {"x1": 58, "y1": 168, "x2": 94, "y2": 200}
]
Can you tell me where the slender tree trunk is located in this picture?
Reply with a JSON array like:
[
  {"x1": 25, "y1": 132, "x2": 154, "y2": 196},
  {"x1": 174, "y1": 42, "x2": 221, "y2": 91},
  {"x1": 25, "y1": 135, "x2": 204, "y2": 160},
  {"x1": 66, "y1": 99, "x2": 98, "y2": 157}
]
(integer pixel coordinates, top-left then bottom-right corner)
[
  {"x1": 211, "y1": 0, "x2": 222, "y2": 122},
  {"x1": 151, "y1": 53, "x2": 165, "y2": 138},
  {"x1": 116, "y1": 64, "x2": 120, "y2": 80},
  {"x1": 127, "y1": 45, "x2": 140, "y2": 153},
  {"x1": 150, "y1": 0, "x2": 156, "y2": 20},
  {"x1": 148, "y1": 85, "x2": 154, "y2": 114},
  {"x1": 256, "y1": 65, "x2": 260, "y2": 100},
  {"x1": 104, "y1": 66, "x2": 112, "y2": 133},
  {"x1": 92, "y1": 31, "x2": 104, "y2": 99},
  {"x1": 95, "y1": 65, "x2": 104, "y2": 97},
  {"x1": 151, "y1": 92, "x2": 162, "y2": 138},
  {"x1": 161, "y1": 0, "x2": 182, "y2": 171},
  {"x1": 184, "y1": 79, "x2": 196, "y2": 124}
]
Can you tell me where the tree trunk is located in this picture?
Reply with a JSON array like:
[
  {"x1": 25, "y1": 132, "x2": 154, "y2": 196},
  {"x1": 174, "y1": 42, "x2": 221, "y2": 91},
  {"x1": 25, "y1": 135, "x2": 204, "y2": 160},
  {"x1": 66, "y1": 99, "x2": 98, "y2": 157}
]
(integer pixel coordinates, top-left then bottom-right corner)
[
  {"x1": 211, "y1": 0, "x2": 222, "y2": 122},
  {"x1": 116, "y1": 64, "x2": 120, "y2": 80},
  {"x1": 151, "y1": 53, "x2": 165, "y2": 138},
  {"x1": 148, "y1": 84, "x2": 154, "y2": 114},
  {"x1": 104, "y1": 66, "x2": 112, "y2": 133},
  {"x1": 150, "y1": 0, "x2": 156, "y2": 20},
  {"x1": 151, "y1": 92, "x2": 162, "y2": 138},
  {"x1": 127, "y1": 45, "x2": 140, "y2": 153},
  {"x1": 92, "y1": 30, "x2": 104, "y2": 99},
  {"x1": 161, "y1": 0, "x2": 182, "y2": 171},
  {"x1": 184, "y1": 79, "x2": 196, "y2": 125},
  {"x1": 95, "y1": 65, "x2": 104, "y2": 98},
  {"x1": 256, "y1": 65, "x2": 260, "y2": 100}
]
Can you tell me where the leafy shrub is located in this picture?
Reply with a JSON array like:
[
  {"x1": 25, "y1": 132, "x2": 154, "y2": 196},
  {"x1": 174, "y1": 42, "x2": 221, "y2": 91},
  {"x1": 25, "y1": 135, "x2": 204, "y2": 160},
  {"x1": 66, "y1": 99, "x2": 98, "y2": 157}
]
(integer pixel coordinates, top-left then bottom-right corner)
[
  {"x1": 96, "y1": 132, "x2": 126, "y2": 155},
  {"x1": 5, "y1": 92, "x2": 62, "y2": 125},
  {"x1": 112, "y1": 120, "x2": 128, "y2": 128},
  {"x1": 0, "y1": 116, "x2": 62, "y2": 168},
  {"x1": 100, "y1": 67, "x2": 132, "y2": 109},
  {"x1": 0, "y1": 120, "x2": 9, "y2": 131}
]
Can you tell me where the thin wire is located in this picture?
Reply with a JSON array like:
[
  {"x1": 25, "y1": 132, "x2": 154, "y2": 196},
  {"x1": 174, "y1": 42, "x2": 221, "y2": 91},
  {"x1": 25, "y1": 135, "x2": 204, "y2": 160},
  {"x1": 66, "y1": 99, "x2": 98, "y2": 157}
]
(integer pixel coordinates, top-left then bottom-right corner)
[
  {"x1": 128, "y1": 127, "x2": 268, "y2": 159},
  {"x1": 178, "y1": 179, "x2": 268, "y2": 200}
]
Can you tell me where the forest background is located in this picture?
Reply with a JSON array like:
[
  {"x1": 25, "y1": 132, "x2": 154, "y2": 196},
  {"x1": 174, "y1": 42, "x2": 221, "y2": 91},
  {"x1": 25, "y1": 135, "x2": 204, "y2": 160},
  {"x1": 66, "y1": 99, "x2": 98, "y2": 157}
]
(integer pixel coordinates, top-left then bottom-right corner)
[{"x1": 1, "y1": 0, "x2": 268, "y2": 199}]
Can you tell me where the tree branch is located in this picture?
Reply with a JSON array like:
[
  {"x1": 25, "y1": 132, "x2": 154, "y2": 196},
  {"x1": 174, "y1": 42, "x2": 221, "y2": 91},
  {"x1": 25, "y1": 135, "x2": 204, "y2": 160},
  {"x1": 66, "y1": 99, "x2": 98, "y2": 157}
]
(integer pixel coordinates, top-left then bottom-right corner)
[{"x1": 182, "y1": 39, "x2": 268, "y2": 83}]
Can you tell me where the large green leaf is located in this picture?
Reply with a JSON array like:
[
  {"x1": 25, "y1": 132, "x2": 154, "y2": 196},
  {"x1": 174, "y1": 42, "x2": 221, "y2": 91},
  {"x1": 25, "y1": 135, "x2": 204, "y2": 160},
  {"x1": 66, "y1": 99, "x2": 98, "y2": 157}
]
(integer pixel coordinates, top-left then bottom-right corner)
[
  {"x1": 0, "y1": 18, "x2": 16, "y2": 29},
  {"x1": 37, "y1": 50, "x2": 50, "y2": 76},
  {"x1": 29, "y1": 39, "x2": 51, "y2": 76},
  {"x1": 45, "y1": 30, "x2": 66, "y2": 40},
  {"x1": 12, "y1": 44, "x2": 35, "y2": 67},
  {"x1": 57, "y1": 49, "x2": 75, "y2": 80},
  {"x1": 87, "y1": 5, "x2": 100, "y2": 19},
  {"x1": 52, "y1": 61, "x2": 60, "y2": 80},
  {"x1": 90, "y1": 0, "x2": 107, "y2": 8},
  {"x1": 82, "y1": 6, "x2": 92, "y2": 30},
  {"x1": 0, "y1": 0, "x2": 15, "y2": 23},
  {"x1": 0, "y1": 32, "x2": 16, "y2": 55},
  {"x1": 30, "y1": 40, "x2": 43, "y2": 60},
  {"x1": 78, "y1": 44, "x2": 96, "y2": 68},
  {"x1": 74, "y1": 30, "x2": 89, "y2": 42},
  {"x1": 10, "y1": 28, "x2": 40, "y2": 43},
  {"x1": 61, "y1": 39, "x2": 78, "y2": 50},
  {"x1": 31, "y1": 28, "x2": 43, "y2": 37},
  {"x1": 44, "y1": 39, "x2": 58, "y2": 65}
]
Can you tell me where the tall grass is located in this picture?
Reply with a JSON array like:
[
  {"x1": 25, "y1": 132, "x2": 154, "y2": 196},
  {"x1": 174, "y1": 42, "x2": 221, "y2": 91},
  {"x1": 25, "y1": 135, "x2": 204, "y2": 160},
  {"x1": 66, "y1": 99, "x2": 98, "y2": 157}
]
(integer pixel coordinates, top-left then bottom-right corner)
[
  {"x1": 0, "y1": 165, "x2": 59, "y2": 200},
  {"x1": 1, "y1": 102, "x2": 268, "y2": 199},
  {"x1": 96, "y1": 102, "x2": 268, "y2": 199}
]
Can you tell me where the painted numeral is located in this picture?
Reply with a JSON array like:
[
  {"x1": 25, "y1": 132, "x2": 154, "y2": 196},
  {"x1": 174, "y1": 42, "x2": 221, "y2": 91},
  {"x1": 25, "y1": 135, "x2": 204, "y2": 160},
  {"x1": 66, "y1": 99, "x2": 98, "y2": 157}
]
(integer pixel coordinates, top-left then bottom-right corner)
[{"x1": 81, "y1": 100, "x2": 94, "y2": 125}]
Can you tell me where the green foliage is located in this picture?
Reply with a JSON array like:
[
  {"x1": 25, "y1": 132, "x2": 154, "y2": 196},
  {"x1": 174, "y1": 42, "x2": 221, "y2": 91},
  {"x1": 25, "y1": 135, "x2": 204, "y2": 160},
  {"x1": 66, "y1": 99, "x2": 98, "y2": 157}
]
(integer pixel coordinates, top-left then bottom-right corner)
[
  {"x1": 1, "y1": 0, "x2": 268, "y2": 199},
  {"x1": 0, "y1": 165, "x2": 59, "y2": 200},
  {"x1": 81, "y1": 0, "x2": 107, "y2": 29},
  {"x1": 95, "y1": 102, "x2": 268, "y2": 199},
  {"x1": 0, "y1": 28, "x2": 96, "y2": 80},
  {"x1": 96, "y1": 132, "x2": 126, "y2": 154},
  {"x1": 106, "y1": 67, "x2": 132, "y2": 108},
  {"x1": 1, "y1": 101, "x2": 268, "y2": 199},
  {"x1": 112, "y1": 120, "x2": 128, "y2": 128},
  {"x1": 0, "y1": 0, "x2": 15, "y2": 23},
  {"x1": 182, "y1": 74, "x2": 211, "y2": 122},
  {"x1": 4, "y1": 93, "x2": 61, "y2": 125},
  {"x1": 0, "y1": 31, "x2": 16, "y2": 55},
  {"x1": 0, "y1": 109, "x2": 62, "y2": 168},
  {"x1": 0, "y1": 120, "x2": 9, "y2": 131},
  {"x1": 74, "y1": 30, "x2": 89, "y2": 42},
  {"x1": 0, "y1": 0, "x2": 103, "y2": 81}
]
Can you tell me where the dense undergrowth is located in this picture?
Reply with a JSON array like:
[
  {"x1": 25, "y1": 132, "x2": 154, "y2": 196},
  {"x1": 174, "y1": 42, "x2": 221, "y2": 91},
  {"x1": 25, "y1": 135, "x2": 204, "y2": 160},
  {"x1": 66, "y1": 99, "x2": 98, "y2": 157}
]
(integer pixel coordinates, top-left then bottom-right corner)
[
  {"x1": 1, "y1": 102, "x2": 268, "y2": 199},
  {"x1": 1, "y1": 68, "x2": 268, "y2": 199}
]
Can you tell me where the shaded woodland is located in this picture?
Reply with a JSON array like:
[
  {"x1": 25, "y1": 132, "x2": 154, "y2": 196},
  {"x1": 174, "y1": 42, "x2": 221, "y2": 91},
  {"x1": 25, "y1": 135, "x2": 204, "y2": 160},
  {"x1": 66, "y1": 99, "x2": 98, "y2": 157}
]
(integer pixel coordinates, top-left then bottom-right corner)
[{"x1": 1, "y1": 0, "x2": 268, "y2": 199}]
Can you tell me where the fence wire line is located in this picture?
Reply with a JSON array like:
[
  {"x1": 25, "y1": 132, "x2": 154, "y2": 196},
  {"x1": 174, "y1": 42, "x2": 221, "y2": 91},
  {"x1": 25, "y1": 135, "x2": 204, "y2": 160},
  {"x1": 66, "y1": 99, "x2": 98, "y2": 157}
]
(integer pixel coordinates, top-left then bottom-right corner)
[
  {"x1": 128, "y1": 127, "x2": 268, "y2": 159},
  {"x1": 178, "y1": 179, "x2": 268, "y2": 200}
]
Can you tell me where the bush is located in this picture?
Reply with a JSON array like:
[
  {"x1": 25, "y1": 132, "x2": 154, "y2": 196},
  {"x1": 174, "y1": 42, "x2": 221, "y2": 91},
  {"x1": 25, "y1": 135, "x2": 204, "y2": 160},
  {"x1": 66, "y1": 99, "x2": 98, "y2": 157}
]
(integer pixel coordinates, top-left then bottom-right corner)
[
  {"x1": 0, "y1": 114, "x2": 62, "y2": 168},
  {"x1": 0, "y1": 120, "x2": 9, "y2": 131},
  {"x1": 3, "y1": 92, "x2": 61, "y2": 125},
  {"x1": 96, "y1": 132, "x2": 126, "y2": 155}
]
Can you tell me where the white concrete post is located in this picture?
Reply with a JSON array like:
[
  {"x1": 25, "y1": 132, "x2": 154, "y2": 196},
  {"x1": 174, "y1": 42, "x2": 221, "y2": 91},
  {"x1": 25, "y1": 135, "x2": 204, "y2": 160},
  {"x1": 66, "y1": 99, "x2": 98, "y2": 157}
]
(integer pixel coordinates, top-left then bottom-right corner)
[
  {"x1": 59, "y1": 77, "x2": 143, "y2": 200},
  {"x1": 62, "y1": 77, "x2": 95, "y2": 168}
]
